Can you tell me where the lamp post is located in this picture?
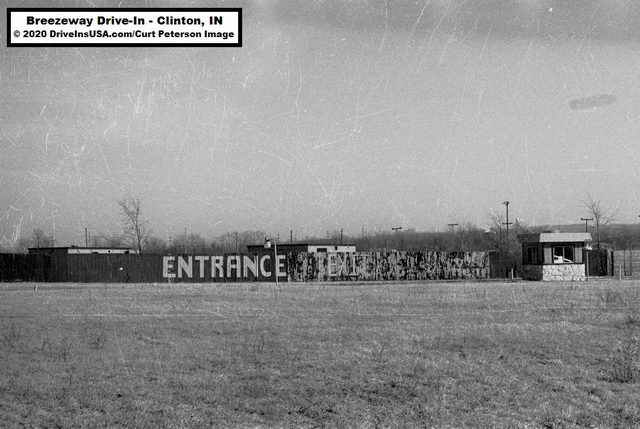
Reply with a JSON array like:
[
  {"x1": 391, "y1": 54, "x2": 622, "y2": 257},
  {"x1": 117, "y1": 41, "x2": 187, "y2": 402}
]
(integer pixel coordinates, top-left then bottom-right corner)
[
  {"x1": 264, "y1": 237, "x2": 278, "y2": 287},
  {"x1": 585, "y1": 240, "x2": 592, "y2": 280}
]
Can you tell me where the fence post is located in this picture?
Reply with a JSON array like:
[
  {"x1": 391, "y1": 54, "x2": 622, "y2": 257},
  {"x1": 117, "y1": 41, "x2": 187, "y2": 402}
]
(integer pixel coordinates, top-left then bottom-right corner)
[
  {"x1": 585, "y1": 251, "x2": 589, "y2": 280},
  {"x1": 619, "y1": 263, "x2": 622, "y2": 281}
]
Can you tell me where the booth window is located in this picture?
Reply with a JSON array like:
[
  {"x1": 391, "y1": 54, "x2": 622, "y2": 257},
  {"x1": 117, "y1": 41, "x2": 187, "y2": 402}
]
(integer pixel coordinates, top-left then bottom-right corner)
[{"x1": 553, "y1": 246, "x2": 574, "y2": 263}]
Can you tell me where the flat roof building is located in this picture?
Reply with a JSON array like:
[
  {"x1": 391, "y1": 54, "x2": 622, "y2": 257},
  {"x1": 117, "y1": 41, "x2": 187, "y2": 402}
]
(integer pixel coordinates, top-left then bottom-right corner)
[
  {"x1": 28, "y1": 246, "x2": 139, "y2": 255},
  {"x1": 246, "y1": 241, "x2": 356, "y2": 255},
  {"x1": 519, "y1": 232, "x2": 592, "y2": 281}
]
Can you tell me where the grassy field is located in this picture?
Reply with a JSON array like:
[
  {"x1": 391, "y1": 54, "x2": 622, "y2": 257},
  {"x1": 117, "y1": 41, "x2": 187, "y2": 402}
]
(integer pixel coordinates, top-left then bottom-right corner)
[{"x1": 0, "y1": 280, "x2": 639, "y2": 428}]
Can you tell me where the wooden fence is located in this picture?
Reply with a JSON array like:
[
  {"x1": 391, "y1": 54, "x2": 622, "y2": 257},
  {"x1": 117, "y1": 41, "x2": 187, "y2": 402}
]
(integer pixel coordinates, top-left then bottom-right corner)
[
  {"x1": 613, "y1": 249, "x2": 640, "y2": 278},
  {"x1": 0, "y1": 250, "x2": 490, "y2": 283}
]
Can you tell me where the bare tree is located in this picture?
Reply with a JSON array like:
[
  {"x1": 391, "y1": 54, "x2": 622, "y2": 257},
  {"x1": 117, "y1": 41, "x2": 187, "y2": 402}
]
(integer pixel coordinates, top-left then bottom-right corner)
[
  {"x1": 32, "y1": 228, "x2": 53, "y2": 248},
  {"x1": 168, "y1": 232, "x2": 207, "y2": 254},
  {"x1": 584, "y1": 194, "x2": 616, "y2": 248},
  {"x1": 93, "y1": 233, "x2": 126, "y2": 248},
  {"x1": 118, "y1": 197, "x2": 149, "y2": 254},
  {"x1": 12, "y1": 228, "x2": 54, "y2": 253}
]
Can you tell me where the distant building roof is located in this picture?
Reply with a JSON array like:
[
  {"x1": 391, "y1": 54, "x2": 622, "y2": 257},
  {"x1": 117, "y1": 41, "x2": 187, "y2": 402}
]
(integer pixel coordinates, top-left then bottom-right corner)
[
  {"x1": 28, "y1": 246, "x2": 135, "y2": 251},
  {"x1": 518, "y1": 232, "x2": 592, "y2": 243},
  {"x1": 247, "y1": 241, "x2": 356, "y2": 247}
]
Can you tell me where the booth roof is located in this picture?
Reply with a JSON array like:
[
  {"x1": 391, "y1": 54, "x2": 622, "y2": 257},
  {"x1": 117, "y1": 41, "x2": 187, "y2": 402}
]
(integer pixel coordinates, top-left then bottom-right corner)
[{"x1": 518, "y1": 232, "x2": 592, "y2": 243}]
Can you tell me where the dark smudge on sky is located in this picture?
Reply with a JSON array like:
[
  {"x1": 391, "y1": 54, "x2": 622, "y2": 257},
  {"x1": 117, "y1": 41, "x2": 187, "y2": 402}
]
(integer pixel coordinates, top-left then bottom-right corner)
[{"x1": 569, "y1": 94, "x2": 617, "y2": 110}]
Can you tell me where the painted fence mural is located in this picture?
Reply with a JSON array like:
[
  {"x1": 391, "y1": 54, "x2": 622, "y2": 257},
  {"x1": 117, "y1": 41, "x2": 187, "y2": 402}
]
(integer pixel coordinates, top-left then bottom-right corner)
[{"x1": 285, "y1": 250, "x2": 489, "y2": 282}]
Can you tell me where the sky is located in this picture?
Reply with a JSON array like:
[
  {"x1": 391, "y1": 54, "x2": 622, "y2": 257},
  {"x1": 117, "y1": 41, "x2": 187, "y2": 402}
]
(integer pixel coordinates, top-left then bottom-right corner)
[{"x1": 2, "y1": 0, "x2": 640, "y2": 246}]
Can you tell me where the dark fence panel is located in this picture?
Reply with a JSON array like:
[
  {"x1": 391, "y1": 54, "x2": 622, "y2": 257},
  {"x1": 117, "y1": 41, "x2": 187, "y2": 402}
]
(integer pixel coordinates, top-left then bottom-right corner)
[
  {"x1": 66, "y1": 254, "x2": 165, "y2": 283},
  {"x1": 0, "y1": 254, "x2": 50, "y2": 281},
  {"x1": 488, "y1": 251, "x2": 520, "y2": 279},
  {"x1": 587, "y1": 248, "x2": 613, "y2": 276},
  {"x1": 612, "y1": 249, "x2": 640, "y2": 278}
]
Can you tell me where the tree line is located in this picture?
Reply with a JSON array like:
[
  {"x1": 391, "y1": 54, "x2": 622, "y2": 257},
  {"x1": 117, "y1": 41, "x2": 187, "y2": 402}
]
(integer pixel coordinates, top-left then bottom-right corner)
[{"x1": 7, "y1": 195, "x2": 636, "y2": 254}]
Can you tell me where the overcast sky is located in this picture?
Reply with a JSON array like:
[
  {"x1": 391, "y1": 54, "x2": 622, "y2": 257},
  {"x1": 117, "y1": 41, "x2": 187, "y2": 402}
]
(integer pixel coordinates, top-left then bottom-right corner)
[{"x1": 2, "y1": 0, "x2": 640, "y2": 246}]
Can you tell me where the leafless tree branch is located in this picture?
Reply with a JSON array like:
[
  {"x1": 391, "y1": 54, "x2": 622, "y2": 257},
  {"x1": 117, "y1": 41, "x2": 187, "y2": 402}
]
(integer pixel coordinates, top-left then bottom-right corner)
[
  {"x1": 583, "y1": 194, "x2": 617, "y2": 247},
  {"x1": 118, "y1": 196, "x2": 150, "y2": 254}
]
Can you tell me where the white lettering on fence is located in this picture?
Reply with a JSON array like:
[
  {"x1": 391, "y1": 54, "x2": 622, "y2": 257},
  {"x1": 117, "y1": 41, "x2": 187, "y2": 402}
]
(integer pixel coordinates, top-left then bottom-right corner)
[
  {"x1": 162, "y1": 256, "x2": 176, "y2": 278},
  {"x1": 260, "y1": 255, "x2": 271, "y2": 277},
  {"x1": 227, "y1": 255, "x2": 240, "y2": 278},
  {"x1": 160, "y1": 254, "x2": 286, "y2": 280},
  {"x1": 243, "y1": 255, "x2": 258, "y2": 278},
  {"x1": 177, "y1": 256, "x2": 192, "y2": 278},
  {"x1": 211, "y1": 256, "x2": 224, "y2": 278},
  {"x1": 195, "y1": 255, "x2": 209, "y2": 278},
  {"x1": 277, "y1": 254, "x2": 286, "y2": 277}
]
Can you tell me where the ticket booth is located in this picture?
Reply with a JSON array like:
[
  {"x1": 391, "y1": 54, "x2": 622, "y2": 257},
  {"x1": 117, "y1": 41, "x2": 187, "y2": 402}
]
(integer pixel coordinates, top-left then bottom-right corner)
[{"x1": 518, "y1": 232, "x2": 592, "y2": 281}]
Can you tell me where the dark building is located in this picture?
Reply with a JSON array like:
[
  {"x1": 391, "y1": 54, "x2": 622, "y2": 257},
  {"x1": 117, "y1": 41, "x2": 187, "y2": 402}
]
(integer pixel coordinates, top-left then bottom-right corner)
[
  {"x1": 246, "y1": 241, "x2": 356, "y2": 255},
  {"x1": 28, "y1": 246, "x2": 138, "y2": 256}
]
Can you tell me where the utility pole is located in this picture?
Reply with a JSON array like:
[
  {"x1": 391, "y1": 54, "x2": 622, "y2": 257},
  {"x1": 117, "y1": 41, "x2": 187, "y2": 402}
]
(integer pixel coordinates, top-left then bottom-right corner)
[
  {"x1": 84, "y1": 227, "x2": 88, "y2": 247},
  {"x1": 290, "y1": 229, "x2": 293, "y2": 243},
  {"x1": 581, "y1": 218, "x2": 594, "y2": 278},
  {"x1": 340, "y1": 228, "x2": 343, "y2": 244},
  {"x1": 502, "y1": 201, "x2": 514, "y2": 279},
  {"x1": 448, "y1": 223, "x2": 459, "y2": 251},
  {"x1": 580, "y1": 217, "x2": 593, "y2": 233},
  {"x1": 502, "y1": 201, "x2": 513, "y2": 243},
  {"x1": 392, "y1": 226, "x2": 403, "y2": 250},
  {"x1": 235, "y1": 231, "x2": 238, "y2": 253}
]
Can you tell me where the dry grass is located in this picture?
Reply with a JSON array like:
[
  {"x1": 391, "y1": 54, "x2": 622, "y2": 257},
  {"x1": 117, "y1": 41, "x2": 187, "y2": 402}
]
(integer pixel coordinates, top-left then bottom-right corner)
[{"x1": 1, "y1": 279, "x2": 639, "y2": 428}]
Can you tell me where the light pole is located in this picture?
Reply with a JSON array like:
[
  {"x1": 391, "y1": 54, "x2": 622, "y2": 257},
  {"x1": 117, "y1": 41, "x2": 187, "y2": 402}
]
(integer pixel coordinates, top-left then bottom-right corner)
[
  {"x1": 585, "y1": 239, "x2": 593, "y2": 280},
  {"x1": 264, "y1": 237, "x2": 278, "y2": 287}
]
